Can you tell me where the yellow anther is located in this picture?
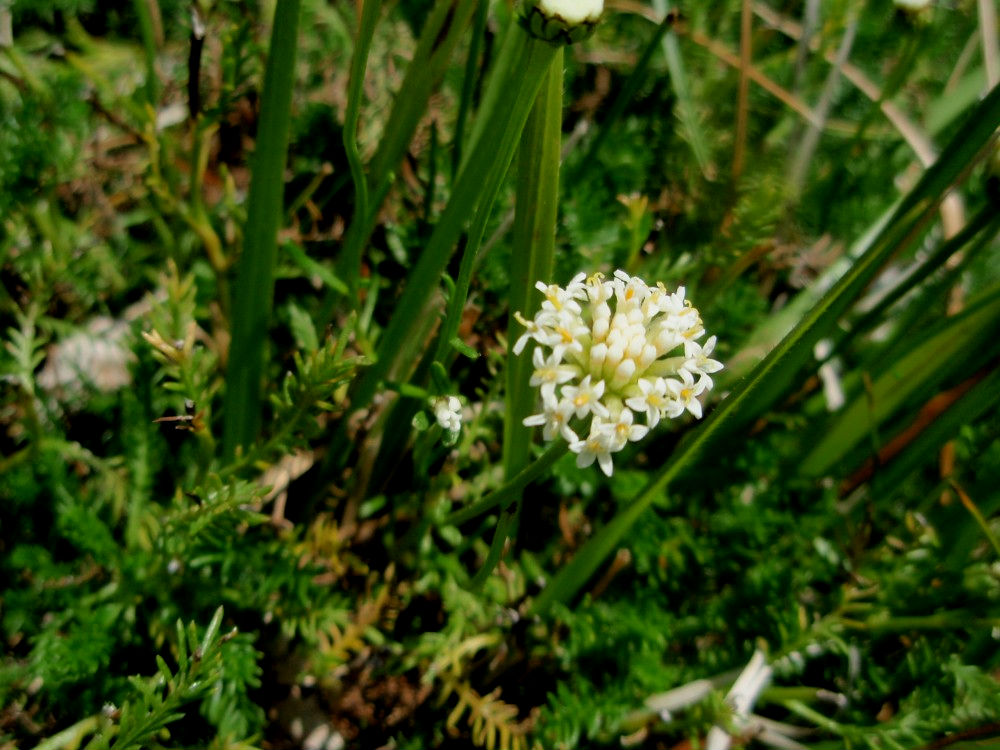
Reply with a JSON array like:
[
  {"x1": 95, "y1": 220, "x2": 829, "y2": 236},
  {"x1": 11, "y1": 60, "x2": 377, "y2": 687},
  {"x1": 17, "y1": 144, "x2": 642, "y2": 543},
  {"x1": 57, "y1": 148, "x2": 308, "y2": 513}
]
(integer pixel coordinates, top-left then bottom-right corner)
[
  {"x1": 558, "y1": 326, "x2": 574, "y2": 343},
  {"x1": 574, "y1": 394, "x2": 589, "y2": 407},
  {"x1": 546, "y1": 285, "x2": 563, "y2": 310}
]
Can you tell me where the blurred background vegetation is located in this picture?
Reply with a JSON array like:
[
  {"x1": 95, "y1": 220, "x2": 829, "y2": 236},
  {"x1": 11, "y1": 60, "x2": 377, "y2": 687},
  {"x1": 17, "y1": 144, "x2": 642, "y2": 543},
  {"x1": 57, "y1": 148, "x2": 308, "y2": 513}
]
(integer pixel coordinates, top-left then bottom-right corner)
[{"x1": 2, "y1": 0, "x2": 1000, "y2": 748}]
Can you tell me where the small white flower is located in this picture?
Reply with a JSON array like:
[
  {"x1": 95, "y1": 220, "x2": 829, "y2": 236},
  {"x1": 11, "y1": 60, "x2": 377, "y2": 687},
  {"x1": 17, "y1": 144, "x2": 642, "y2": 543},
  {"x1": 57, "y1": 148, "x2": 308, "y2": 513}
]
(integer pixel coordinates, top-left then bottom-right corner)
[
  {"x1": 523, "y1": 398, "x2": 578, "y2": 443},
  {"x1": 431, "y1": 395, "x2": 462, "y2": 433},
  {"x1": 530, "y1": 347, "x2": 579, "y2": 402},
  {"x1": 570, "y1": 419, "x2": 615, "y2": 477},
  {"x1": 561, "y1": 375, "x2": 608, "y2": 419},
  {"x1": 536, "y1": 280, "x2": 583, "y2": 315},
  {"x1": 536, "y1": 313, "x2": 589, "y2": 359},
  {"x1": 665, "y1": 369, "x2": 707, "y2": 419},
  {"x1": 625, "y1": 377, "x2": 669, "y2": 429},
  {"x1": 606, "y1": 408, "x2": 648, "y2": 451},
  {"x1": 683, "y1": 334, "x2": 724, "y2": 389},
  {"x1": 511, "y1": 312, "x2": 539, "y2": 356}
]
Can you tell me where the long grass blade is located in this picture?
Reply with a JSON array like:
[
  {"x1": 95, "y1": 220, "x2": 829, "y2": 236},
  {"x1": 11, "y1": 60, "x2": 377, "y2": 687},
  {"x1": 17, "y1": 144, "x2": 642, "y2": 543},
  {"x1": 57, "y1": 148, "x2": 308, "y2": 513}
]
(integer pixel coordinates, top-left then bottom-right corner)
[
  {"x1": 348, "y1": 29, "x2": 556, "y2": 412},
  {"x1": 222, "y1": 0, "x2": 301, "y2": 459},
  {"x1": 504, "y1": 47, "x2": 563, "y2": 480},
  {"x1": 854, "y1": 365, "x2": 1000, "y2": 499},
  {"x1": 802, "y1": 288, "x2": 1000, "y2": 476}
]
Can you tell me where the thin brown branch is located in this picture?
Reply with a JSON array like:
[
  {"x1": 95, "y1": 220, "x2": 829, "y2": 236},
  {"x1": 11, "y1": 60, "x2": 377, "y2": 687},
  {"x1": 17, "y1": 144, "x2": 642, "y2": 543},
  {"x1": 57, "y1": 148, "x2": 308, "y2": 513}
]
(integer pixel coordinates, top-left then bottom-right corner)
[
  {"x1": 979, "y1": 0, "x2": 1000, "y2": 88},
  {"x1": 945, "y1": 30, "x2": 980, "y2": 94},
  {"x1": 752, "y1": 1, "x2": 966, "y2": 238},
  {"x1": 788, "y1": 15, "x2": 857, "y2": 192},
  {"x1": 840, "y1": 370, "x2": 984, "y2": 496},
  {"x1": 682, "y1": 27, "x2": 823, "y2": 129},
  {"x1": 733, "y1": 0, "x2": 753, "y2": 181},
  {"x1": 752, "y1": 1, "x2": 937, "y2": 166},
  {"x1": 611, "y1": 3, "x2": 858, "y2": 134}
]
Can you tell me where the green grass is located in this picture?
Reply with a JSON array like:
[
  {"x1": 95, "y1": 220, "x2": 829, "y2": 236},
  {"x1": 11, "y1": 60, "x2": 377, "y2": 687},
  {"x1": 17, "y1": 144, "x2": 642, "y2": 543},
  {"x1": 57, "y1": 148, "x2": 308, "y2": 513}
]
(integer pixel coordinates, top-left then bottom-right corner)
[{"x1": 2, "y1": 1, "x2": 1000, "y2": 749}]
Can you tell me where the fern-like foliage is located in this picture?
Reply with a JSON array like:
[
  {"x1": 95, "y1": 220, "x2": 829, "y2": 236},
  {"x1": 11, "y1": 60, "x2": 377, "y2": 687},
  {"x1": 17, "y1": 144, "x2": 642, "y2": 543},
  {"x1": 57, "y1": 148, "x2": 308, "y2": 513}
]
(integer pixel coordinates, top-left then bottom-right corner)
[
  {"x1": 28, "y1": 608, "x2": 243, "y2": 750},
  {"x1": 2, "y1": 309, "x2": 49, "y2": 447},
  {"x1": 313, "y1": 568, "x2": 395, "y2": 678},
  {"x1": 441, "y1": 679, "x2": 534, "y2": 750},
  {"x1": 421, "y1": 632, "x2": 535, "y2": 750},
  {"x1": 226, "y1": 321, "x2": 366, "y2": 474},
  {"x1": 110, "y1": 608, "x2": 237, "y2": 750}
]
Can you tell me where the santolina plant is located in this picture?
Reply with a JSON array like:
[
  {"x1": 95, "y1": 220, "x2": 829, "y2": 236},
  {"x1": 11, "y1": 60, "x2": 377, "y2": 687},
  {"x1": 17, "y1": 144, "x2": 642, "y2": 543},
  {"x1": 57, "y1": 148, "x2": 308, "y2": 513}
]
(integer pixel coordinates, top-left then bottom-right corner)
[{"x1": 514, "y1": 270, "x2": 721, "y2": 475}]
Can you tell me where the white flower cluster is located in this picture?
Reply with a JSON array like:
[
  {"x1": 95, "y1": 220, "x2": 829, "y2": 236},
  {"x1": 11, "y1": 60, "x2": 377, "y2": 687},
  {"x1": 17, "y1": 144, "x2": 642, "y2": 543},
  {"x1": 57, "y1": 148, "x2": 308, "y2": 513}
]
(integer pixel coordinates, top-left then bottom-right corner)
[
  {"x1": 431, "y1": 395, "x2": 463, "y2": 433},
  {"x1": 514, "y1": 270, "x2": 721, "y2": 476}
]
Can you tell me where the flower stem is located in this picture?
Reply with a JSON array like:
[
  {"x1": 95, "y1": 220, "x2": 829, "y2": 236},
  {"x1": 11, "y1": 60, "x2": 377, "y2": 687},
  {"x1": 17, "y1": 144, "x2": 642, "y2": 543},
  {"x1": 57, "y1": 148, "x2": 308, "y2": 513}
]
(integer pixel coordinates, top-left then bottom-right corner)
[
  {"x1": 443, "y1": 441, "x2": 568, "y2": 527},
  {"x1": 341, "y1": 0, "x2": 382, "y2": 300}
]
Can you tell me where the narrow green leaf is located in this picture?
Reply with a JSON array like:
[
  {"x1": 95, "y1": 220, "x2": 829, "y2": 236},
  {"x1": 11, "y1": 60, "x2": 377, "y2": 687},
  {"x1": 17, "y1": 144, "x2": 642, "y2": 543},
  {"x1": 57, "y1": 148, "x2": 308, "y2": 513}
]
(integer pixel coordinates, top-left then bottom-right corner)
[
  {"x1": 444, "y1": 441, "x2": 568, "y2": 527},
  {"x1": 283, "y1": 241, "x2": 348, "y2": 294},
  {"x1": 575, "y1": 10, "x2": 677, "y2": 172},
  {"x1": 369, "y1": 0, "x2": 478, "y2": 189},
  {"x1": 175, "y1": 619, "x2": 187, "y2": 667},
  {"x1": 131, "y1": 0, "x2": 159, "y2": 105},
  {"x1": 340, "y1": 0, "x2": 382, "y2": 299},
  {"x1": 332, "y1": 0, "x2": 478, "y2": 309},
  {"x1": 839, "y1": 208, "x2": 999, "y2": 352},
  {"x1": 504, "y1": 47, "x2": 564, "y2": 484},
  {"x1": 155, "y1": 655, "x2": 173, "y2": 687},
  {"x1": 472, "y1": 509, "x2": 515, "y2": 587},
  {"x1": 200, "y1": 606, "x2": 224, "y2": 657},
  {"x1": 430, "y1": 361, "x2": 451, "y2": 394},
  {"x1": 653, "y1": 0, "x2": 712, "y2": 174},
  {"x1": 286, "y1": 302, "x2": 319, "y2": 352},
  {"x1": 453, "y1": 0, "x2": 490, "y2": 175},
  {"x1": 222, "y1": 0, "x2": 301, "y2": 458},
  {"x1": 412, "y1": 410, "x2": 431, "y2": 431},
  {"x1": 450, "y1": 337, "x2": 479, "y2": 360},
  {"x1": 873, "y1": 361, "x2": 1000, "y2": 496}
]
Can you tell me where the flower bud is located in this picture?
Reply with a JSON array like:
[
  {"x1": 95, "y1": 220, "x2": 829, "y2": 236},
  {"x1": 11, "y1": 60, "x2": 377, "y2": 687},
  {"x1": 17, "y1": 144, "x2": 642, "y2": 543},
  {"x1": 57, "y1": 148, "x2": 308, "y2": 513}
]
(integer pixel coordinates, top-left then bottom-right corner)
[{"x1": 521, "y1": 0, "x2": 603, "y2": 45}]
